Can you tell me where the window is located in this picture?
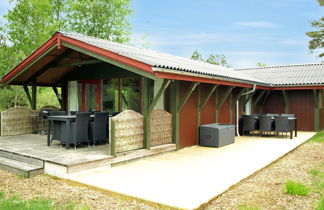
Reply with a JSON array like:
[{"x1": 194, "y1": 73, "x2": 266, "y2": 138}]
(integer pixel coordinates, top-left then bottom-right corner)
[{"x1": 102, "y1": 79, "x2": 118, "y2": 113}]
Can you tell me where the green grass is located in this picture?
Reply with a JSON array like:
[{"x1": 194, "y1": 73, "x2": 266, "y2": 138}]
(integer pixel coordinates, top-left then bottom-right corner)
[
  {"x1": 284, "y1": 180, "x2": 311, "y2": 196},
  {"x1": 315, "y1": 197, "x2": 324, "y2": 210},
  {"x1": 236, "y1": 203, "x2": 261, "y2": 210},
  {"x1": 309, "y1": 131, "x2": 324, "y2": 142},
  {"x1": 0, "y1": 191, "x2": 85, "y2": 210}
]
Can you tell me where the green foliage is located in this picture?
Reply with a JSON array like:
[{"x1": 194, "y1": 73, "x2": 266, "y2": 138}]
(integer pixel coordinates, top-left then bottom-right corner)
[
  {"x1": 191, "y1": 50, "x2": 230, "y2": 67},
  {"x1": 306, "y1": 2, "x2": 323, "y2": 57},
  {"x1": 236, "y1": 203, "x2": 261, "y2": 210},
  {"x1": 315, "y1": 197, "x2": 324, "y2": 210},
  {"x1": 67, "y1": 0, "x2": 132, "y2": 43},
  {"x1": 0, "y1": 0, "x2": 132, "y2": 110},
  {"x1": 191, "y1": 50, "x2": 203, "y2": 61},
  {"x1": 284, "y1": 180, "x2": 311, "y2": 196},
  {"x1": 206, "y1": 54, "x2": 230, "y2": 67},
  {"x1": 309, "y1": 131, "x2": 324, "y2": 142},
  {"x1": 256, "y1": 62, "x2": 267, "y2": 67}
]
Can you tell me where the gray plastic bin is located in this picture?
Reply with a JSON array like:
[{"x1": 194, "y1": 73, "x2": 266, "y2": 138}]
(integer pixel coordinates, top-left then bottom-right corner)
[{"x1": 199, "y1": 123, "x2": 235, "y2": 147}]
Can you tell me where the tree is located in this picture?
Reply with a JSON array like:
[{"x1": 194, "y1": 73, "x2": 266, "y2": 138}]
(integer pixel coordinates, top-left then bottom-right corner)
[
  {"x1": 67, "y1": 0, "x2": 132, "y2": 43},
  {"x1": 191, "y1": 50, "x2": 230, "y2": 67},
  {"x1": 0, "y1": 0, "x2": 132, "y2": 110},
  {"x1": 256, "y1": 62, "x2": 267, "y2": 67},
  {"x1": 206, "y1": 54, "x2": 230, "y2": 67},
  {"x1": 191, "y1": 50, "x2": 203, "y2": 61},
  {"x1": 306, "y1": 0, "x2": 324, "y2": 57}
]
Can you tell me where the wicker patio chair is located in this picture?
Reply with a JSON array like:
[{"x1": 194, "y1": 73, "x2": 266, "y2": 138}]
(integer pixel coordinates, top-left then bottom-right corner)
[
  {"x1": 274, "y1": 116, "x2": 294, "y2": 139},
  {"x1": 89, "y1": 112, "x2": 109, "y2": 146},
  {"x1": 259, "y1": 115, "x2": 274, "y2": 135},
  {"x1": 50, "y1": 111, "x2": 66, "y2": 142},
  {"x1": 69, "y1": 112, "x2": 91, "y2": 149},
  {"x1": 242, "y1": 115, "x2": 258, "y2": 135}
]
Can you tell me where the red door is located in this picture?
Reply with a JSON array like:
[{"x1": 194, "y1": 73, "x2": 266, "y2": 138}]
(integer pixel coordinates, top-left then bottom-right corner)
[{"x1": 81, "y1": 80, "x2": 101, "y2": 112}]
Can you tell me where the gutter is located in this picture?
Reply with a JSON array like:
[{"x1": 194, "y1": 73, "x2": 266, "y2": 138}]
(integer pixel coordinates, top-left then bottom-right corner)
[
  {"x1": 152, "y1": 67, "x2": 269, "y2": 87},
  {"x1": 236, "y1": 84, "x2": 256, "y2": 136}
]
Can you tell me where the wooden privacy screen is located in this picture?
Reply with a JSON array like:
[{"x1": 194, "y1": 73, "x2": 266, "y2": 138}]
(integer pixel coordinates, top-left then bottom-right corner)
[
  {"x1": 0, "y1": 106, "x2": 36, "y2": 136},
  {"x1": 150, "y1": 109, "x2": 172, "y2": 146},
  {"x1": 111, "y1": 110, "x2": 144, "y2": 153}
]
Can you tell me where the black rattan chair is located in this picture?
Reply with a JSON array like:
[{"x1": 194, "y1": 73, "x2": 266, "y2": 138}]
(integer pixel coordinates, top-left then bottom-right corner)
[
  {"x1": 274, "y1": 116, "x2": 294, "y2": 139},
  {"x1": 69, "y1": 112, "x2": 91, "y2": 149},
  {"x1": 259, "y1": 115, "x2": 274, "y2": 135},
  {"x1": 70, "y1": 111, "x2": 77, "y2": 115},
  {"x1": 50, "y1": 111, "x2": 66, "y2": 142},
  {"x1": 89, "y1": 112, "x2": 109, "y2": 146},
  {"x1": 242, "y1": 115, "x2": 258, "y2": 135}
]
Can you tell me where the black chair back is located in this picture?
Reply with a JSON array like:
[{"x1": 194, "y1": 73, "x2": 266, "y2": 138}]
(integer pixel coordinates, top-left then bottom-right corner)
[
  {"x1": 94, "y1": 112, "x2": 109, "y2": 140},
  {"x1": 75, "y1": 112, "x2": 91, "y2": 141},
  {"x1": 242, "y1": 115, "x2": 257, "y2": 131},
  {"x1": 274, "y1": 116, "x2": 291, "y2": 132},
  {"x1": 70, "y1": 111, "x2": 77, "y2": 115},
  {"x1": 259, "y1": 115, "x2": 273, "y2": 132}
]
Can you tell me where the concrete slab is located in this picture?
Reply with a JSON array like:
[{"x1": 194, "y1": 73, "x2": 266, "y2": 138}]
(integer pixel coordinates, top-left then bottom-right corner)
[{"x1": 69, "y1": 132, "x2": 315, "y2": 209}]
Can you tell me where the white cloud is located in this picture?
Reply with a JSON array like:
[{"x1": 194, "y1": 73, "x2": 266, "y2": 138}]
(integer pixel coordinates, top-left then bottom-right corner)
[
  {"x1": 278, "y1": 38, "x2": 308, "y2": 46},
  {"x1": 235, "y1": 21, "x2": 279, "y2": 28}
]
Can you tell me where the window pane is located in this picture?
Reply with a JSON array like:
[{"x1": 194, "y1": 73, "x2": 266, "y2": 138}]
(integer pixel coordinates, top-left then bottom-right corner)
[
  {"x1": 102, "y1": 79, "x2": 118, "y2": 113},
  {"x1": 121, "y1": 78, "x2": 140, "y2": 112},
  {"x1": 85, "y1": 83, "x2": 97, "y2": 111}
]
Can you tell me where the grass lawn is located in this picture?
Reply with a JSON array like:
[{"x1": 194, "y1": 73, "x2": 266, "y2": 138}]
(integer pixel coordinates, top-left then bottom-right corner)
[{"x1": 204, "y1": 131, "x2": 324, "y2": 210}]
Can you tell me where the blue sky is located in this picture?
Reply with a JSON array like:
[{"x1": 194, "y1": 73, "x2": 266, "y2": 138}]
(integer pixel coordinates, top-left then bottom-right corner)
[{"x1": 1, "y1": 0, "x2": 323, "y2": 68}]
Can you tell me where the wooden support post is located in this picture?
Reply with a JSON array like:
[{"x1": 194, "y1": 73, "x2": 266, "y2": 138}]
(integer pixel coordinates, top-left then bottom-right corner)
[
  {"x1": 52, "y1": 86, "x2": 63, "y2": 109},
  {"x1": 197, "y1": 84, "x2": 201, "y2": 127},
  {"x1": 242, "y1": 91, "x2": 255, "y2": 107},
  {"x1": 148, "y1": 80, "x2": 171, "y2": 113},
  {"x1": 177, "y1": 82, "x2": 198, "y2": 112},
  {"x1": 110, "y1": 119, "x2": 116, "y2": 156},
  {"x1": 229, "y1": 92, "x2": 233, "y2": 124},
  {"x1": 170, "y1": 81, "x2": 180, "y2": 149},
  {"x1": 23, "y1": 85, "x2": 33, "y2": 108},
  {"x1": 252, "y1": 90, "x2": 266, "y2": 113},
  {"x1": 144, "y1": 79, "x2": 171, "y2": 149},
  {"x1": 314, "y1": 89, "x2": 320, "y2": 131},
  {"x1": 142, "y1": 77, "x2": 150, "y2": 149},
  {"x1": 260, "y1": 90, "x2": 270, "y2": 113},
  {"x1": 215, "y1": 88, "x2": 219, "y2": 122},
  {"x1": 215, "y1": 86, "x2": 234, "y2": 122},
  {"x1": 31, "y1": 82, "x2": 37, "y2": 110},
  {"x1": 198, "y1": 85, "x2": 218, "y2": 126},
  {"x1": 282, "y1": 90, "x2": 289, "y2": 114}
]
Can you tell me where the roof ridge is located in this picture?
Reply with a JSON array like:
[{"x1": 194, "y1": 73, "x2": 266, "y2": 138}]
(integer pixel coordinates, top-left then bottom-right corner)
[{"x1": 236, "y1": 62, "x2": 324, "y2": 71}]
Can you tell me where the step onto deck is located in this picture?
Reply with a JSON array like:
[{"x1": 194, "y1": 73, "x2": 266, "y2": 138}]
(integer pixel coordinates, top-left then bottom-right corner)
[
  {"x1": 0, "y1": 156, "x2": 44, "y2": 178},
  {"x1": 0, "y1": 150, "x2": 44, "y2": 178}
]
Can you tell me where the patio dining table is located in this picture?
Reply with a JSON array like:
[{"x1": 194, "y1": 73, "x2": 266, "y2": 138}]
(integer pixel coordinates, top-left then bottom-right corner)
[{"x1": 47, "y1": 115, "x2": 94, "y2": 149}]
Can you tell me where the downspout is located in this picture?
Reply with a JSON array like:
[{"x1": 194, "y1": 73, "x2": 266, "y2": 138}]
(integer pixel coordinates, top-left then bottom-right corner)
[{"x1": 236, "y1": 84, "x2": 256, "y2": 136}]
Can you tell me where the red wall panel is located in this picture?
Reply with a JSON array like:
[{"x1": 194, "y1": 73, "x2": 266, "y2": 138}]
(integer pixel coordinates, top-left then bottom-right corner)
[
  {"x1": 200, "y1": 84, "x2": 216, "y2": 125},
  {"x1": 262, "y1": 91, "x2": 285, "y2": 114},
  {"x1": 289, "y1": 90, "x2": 314, "y2": 131},
  {"x1": 179, "y1": 81, "x2": 198, "y2": 148},
  {"x1": 217, "y1": 87, "x2": 231, "y2": 124}
]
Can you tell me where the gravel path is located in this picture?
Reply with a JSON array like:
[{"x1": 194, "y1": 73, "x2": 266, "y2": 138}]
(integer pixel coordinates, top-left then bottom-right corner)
[{"x1": 0, "y1": 140, "x2": 322, "y2": 210}]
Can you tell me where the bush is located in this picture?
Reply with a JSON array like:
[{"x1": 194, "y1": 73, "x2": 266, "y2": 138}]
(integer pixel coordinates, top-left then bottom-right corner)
[{"x1": 285, "y1": 180, "x2": 310, "y2": 196}]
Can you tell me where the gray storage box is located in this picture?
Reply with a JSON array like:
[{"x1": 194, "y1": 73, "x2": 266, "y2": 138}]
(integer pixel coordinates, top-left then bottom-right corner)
[{"x1": 199, "y1": 123, "x2": 235, "y2": 147}]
